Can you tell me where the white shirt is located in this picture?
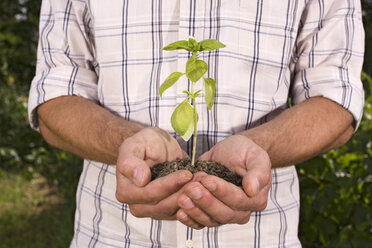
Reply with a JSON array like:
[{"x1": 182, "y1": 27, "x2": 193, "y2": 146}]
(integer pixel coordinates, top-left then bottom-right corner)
[{"x1": 29, "y1": 0, "x2": 365, "y2": 247}]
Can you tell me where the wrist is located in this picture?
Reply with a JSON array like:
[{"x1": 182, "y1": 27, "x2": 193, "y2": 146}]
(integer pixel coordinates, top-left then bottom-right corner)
[{"x1": 236, "y1": 129, "x2": 273, "y2": 156}]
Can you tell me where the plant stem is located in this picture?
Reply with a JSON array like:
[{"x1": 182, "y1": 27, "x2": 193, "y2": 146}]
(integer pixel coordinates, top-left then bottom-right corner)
[{"x1": 191, "y1": 81, "x2": 197, "y2": 166}]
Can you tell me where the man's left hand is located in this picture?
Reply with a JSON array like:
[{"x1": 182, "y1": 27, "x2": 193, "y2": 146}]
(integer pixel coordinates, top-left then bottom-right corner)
[{"x1": 176, "y1": 135, "x2": 272, "y2": 229}]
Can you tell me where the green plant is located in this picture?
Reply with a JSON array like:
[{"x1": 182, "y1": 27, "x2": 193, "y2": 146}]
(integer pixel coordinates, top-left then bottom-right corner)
[
  {"x1": 297, "y1": 71, "x2": 372, "y2": 247},
  {"x1": 160, "y1": 37, "x2": 225, "y2": 165}
]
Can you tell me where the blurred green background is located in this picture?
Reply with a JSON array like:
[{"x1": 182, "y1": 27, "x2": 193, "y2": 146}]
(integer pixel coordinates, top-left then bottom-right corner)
[{"x1": 0, "y1": 1, "x2": 371, "y2": 247}]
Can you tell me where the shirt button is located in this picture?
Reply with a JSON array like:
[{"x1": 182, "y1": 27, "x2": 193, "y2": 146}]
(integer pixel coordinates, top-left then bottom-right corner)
[{"x1": 185, "y1": 239, "x2": 194, "y2": 248}]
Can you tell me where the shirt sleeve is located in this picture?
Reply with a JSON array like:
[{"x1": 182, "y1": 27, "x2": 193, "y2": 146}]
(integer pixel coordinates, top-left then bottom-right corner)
[
  {"x1": 28, "y1": 0, "x2": 98, "y2": 130},
  {"x1": 290, "y1": 0, "x2": 365, "y2": 129}
]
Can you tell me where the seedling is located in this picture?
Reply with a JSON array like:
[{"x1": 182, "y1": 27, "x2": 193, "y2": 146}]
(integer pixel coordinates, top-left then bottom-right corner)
[{"x1": 160, "y1": 38, "x2": 225, "y2": 166}]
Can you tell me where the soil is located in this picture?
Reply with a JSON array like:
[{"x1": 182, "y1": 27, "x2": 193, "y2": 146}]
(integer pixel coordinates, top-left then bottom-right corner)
[{"x1": 151, "y1": 158, "x2": 242, "y2": 187}]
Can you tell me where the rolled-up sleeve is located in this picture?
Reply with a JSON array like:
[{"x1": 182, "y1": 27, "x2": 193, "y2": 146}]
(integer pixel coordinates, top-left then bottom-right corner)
[
  {"x1": 28, "y1": 0, "x2": 98, "y2": 130},
  {"x1": 291, "y1": 0, "x2": 365, "y2": 129}
]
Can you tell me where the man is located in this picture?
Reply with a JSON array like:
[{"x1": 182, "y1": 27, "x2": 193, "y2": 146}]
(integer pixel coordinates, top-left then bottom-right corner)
[{"x1": 29, "y1": 0, "x2": 364, "y2": 247}]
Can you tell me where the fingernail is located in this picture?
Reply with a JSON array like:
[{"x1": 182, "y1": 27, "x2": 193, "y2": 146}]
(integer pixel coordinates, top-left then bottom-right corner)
[
  {"x1": 204, "y1": 181, "x2": 216, "y2": 192},
  {"x1": 252, "y1": 178, "x2": 260, "y2": 195},
  {"x1": 133, "y1": 167, "x2": 144, "y2": 186},
  {"x1": 178, "y1": 173, "x2": 193, "y2": 185},
  {"x1": 178, "y1": 210, "x2": 188, "y2": 220},
  {"x1": 181, "y1": 196, "x2": 195, "y2": 209},
  {"x1": 189, "y1": 187, "x2": 203, "y2": 200}
]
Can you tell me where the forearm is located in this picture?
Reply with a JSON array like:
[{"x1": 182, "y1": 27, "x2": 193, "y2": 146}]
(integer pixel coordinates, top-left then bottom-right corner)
[
  {"x1": 37, "y1": 95, "x2": 144, "y2": 164},
  {"x1": 241, "y1": 97, "x2": 354, "y2": 168}
]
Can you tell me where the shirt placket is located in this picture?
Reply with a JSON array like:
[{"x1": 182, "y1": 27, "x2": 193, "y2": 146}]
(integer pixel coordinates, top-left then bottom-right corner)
[
  {"x1": 176, "y1": 2, "x2": 207, "y2": 247},
  {"x1": 176, "y1": 0, "x2": 207, "y2": 152}
]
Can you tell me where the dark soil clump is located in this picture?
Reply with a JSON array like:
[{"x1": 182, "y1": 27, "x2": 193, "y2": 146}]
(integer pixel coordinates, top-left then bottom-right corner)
[{"x1": 151, "y1": 158, "x2": 242, "y2": 187}]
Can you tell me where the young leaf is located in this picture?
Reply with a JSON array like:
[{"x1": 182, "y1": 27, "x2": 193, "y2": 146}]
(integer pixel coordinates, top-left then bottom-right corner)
[
  {"x1": 163, "y1": 40, "x2": 191, "y2": 51},
  {"x1": 182, "y1": 90, "x2": 193, "y2": 96},
  {"x1": 188, "y1": 37, "x2": 200, "y2": 52},
  {"x1": 199, "y1": 39, "x2": 226, "y2": 51},
  {"x1": 204, "y1": 77, "x2": 216, "y2": 110},
  {"x1": 159, "y1": 72, "x2": 184, "y2": 97},
  {"x1": 193, "y1": 89, "x2": 202, "y2": 98},
  {"x1": 183, "y1": 90, "x2": 202, "y2": 98},
  {"x1": 171, "y1": 100, "x2": 194, "y2": 139},
  {"x1": 186, "y1": 57, "x2": 208, "y2": 82}
]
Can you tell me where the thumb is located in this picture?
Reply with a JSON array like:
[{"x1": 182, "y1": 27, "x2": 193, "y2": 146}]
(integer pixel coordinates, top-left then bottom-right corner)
[
  {"x1": 242, "y1": 168, "x2": 272, "y2": 197},
  {"x1": 117, "y1": 156, "x2": 151, "y2": 187},
  {"x1": 198, "y1": 150, "x2": 212, "y2": 161}
]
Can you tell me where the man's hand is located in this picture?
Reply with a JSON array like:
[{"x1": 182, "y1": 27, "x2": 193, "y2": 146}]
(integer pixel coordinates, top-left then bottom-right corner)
[
  {"x1": 176, "y1": 135, "x2": 272, "y2": 229},
  {"x1": 115, "y1": 127, "x2": 192, "y2": 220}
]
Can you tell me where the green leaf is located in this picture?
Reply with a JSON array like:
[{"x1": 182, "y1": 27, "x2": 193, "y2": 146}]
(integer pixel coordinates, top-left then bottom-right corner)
[
  {"x1": 199, "y1": 39, "x2": 226, "y2": 51},
  {"x1": 181, "y1": 111, "x2": 198, "y2": 141},
  {"x1": 182, "y1": 90, "x2": 202, "y2": 98},
  {"x1": 186, "y1": 57, "x2": 208, "y2": 82},
  {"x1": 171, "y1": 100, "x2": 194, "y2": 140},
  {"x1": 159, "y1": 72, "x2": 184, "y2": 97},
  {"x1": 204, "y1": 77, "x2": 216, "y2": 109},
  {"x1": 163, "y1": 40, "x2": 191, "y2": 51},
  {"x1": 188, "y1": 37, "x2": 200, "y2": 52},
  {"x1": 182, "y1": 90, "x2": 193, "y2": 96},
  {"x1": 194, "y1": 89, "x2": 202, "y2": 96},
  {"x1": 180, "y1": 120, "x2": 194, "y2": 141}
]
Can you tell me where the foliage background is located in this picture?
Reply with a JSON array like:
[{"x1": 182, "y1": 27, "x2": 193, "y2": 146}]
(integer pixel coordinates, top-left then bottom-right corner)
[{"x1": 0, "y1": 0, "x2": 371, "y2": 247}]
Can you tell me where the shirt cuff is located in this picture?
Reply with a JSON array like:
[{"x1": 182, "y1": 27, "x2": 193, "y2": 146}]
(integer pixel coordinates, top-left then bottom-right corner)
[
  {"x1": 292, "y1": 66, "x2": 365, "y2": 130},
  {"x1": 28, "y1": 66, "x2": 98, "y2": 131}
]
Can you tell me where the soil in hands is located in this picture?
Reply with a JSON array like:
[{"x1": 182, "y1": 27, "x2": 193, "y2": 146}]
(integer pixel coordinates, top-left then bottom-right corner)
[{"x1": 151, "y1": 158, "x2": 242, "y2": 187}]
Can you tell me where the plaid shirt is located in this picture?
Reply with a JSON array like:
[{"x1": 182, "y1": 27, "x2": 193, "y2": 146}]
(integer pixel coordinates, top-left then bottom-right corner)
[{"x1": 28, "y1": 0, "x2": 365, "y2": 247}]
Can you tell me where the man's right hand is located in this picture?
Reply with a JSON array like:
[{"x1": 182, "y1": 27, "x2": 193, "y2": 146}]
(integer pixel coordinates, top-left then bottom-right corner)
[{"x1": 115, "y1": 127, "x2": 193, "y2": 220}]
